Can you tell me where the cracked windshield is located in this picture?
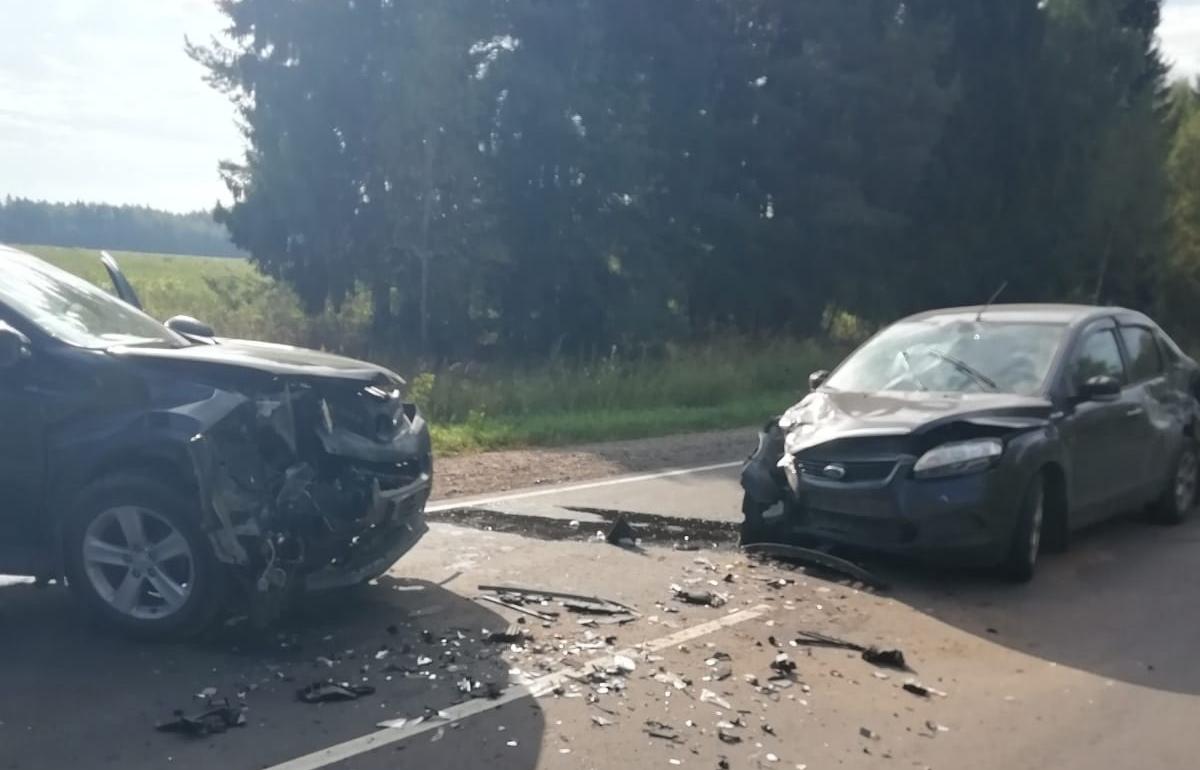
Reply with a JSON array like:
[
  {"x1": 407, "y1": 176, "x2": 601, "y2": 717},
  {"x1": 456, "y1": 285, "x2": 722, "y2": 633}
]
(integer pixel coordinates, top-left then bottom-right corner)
[{"x1": 2, "y1": 2, "x2": 1200, "y2": 769}]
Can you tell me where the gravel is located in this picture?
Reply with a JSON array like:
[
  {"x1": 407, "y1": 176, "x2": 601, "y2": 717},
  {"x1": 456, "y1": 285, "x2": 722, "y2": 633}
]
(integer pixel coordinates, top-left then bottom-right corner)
[{"x1": 432, "y1": 427, "x2": 758, "y2": 500}]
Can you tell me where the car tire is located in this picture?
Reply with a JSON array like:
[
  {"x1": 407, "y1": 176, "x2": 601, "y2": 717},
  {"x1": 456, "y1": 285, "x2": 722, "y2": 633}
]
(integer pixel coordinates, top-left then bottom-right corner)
[
  {"x1": 999, "y1": 473, "x2": 1045, "y2": 583},
  {"x1": 740, "y1": 493, "x2": 779, "y2": 545},
  {"x1": 1151, "y1": 440, "x2": 1199, "y2": 525},
  {"x1": 63, "y1": 474, "x2": 226, "y2": 639}
]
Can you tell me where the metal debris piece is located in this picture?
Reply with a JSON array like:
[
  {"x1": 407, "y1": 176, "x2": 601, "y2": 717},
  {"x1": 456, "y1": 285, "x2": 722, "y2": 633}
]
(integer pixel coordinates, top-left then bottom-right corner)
[
  {"x1": 700, "y1": 689, "x2": 732, "y2": 709},
  {"x1": 156, "y1": 700, "x2": 246, "y2": 737},
  {"x1": 862, "y1": 647, "x2": 909, "y2": 672},
  {"x1": 605, "y1": 514, "x2": 638, "y2": 548},
  {"x1": 741, "y1": 543, "x2": 888, "y2": 590},
  {"x1": 296, "y1": 682, "x2": 376, "y2": 703}
]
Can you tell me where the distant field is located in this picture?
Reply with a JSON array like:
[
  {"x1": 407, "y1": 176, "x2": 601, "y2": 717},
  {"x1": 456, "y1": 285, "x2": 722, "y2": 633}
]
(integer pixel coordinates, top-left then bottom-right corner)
[{"x1": 13, "y1": 244, "x2": 830, "y2": 454}]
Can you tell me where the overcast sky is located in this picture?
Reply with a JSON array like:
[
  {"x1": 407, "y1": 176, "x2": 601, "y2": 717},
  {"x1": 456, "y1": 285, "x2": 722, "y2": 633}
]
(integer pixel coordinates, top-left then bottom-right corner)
[{"x1": 2, "y1": 0, "x2": 1199, "y2": 213}]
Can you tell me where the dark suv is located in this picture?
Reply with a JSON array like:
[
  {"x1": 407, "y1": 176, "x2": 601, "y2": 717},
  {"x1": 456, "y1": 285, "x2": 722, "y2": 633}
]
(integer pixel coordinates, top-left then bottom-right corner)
[{"x1": 0, "y1": 245, "x2": 432, "y2": 636}]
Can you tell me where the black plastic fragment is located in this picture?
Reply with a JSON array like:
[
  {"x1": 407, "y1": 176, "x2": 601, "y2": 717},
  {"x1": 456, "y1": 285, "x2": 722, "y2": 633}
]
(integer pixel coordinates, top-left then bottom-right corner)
[
  {"x1": 156, "y1": 699, "x2": 247, "y2": 737},
  {"x1": 297, "y1": 682, "x2": 376, "y2": 703}
]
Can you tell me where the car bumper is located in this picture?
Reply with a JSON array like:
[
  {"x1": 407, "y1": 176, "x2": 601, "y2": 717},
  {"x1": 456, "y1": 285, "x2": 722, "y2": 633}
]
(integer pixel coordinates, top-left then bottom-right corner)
[
  {"x1": 303, "y1": 473, "x2": 431, "y2": 591},
  {"x1": 747, "y1": 456, "x2": 1026, "y2": 566}
]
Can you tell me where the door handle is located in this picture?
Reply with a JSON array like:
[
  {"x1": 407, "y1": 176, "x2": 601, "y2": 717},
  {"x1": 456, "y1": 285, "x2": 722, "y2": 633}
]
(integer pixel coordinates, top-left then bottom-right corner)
[{"x1": 1125, "y1": 406, "x2": 1145, "y2": 418}]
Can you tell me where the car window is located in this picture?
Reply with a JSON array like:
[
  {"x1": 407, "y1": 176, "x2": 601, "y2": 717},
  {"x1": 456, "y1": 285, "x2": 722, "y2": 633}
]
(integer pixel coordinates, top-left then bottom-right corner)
[
  {"x1": 1119, "y1": 326, "x2": 1163, "y2": 382},
  {"x1": 1072, "y1": 328, "x2": 1125, "y2": 388},
  {"x1": 824, "y1": 320, "x2": 1066, "y2": 395},
  {"x1": 1156, "y1": 331, "x2": 1182, "y2": 366},
  {"x1": 0, "y1": 250, "x2": 184, "y2": 350}
]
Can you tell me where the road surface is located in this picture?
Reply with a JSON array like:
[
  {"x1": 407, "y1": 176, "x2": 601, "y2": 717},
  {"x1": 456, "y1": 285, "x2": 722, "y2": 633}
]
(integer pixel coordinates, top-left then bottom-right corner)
[{"x1": 3, "y1": 456, "x2": 1200, "y2": 769}]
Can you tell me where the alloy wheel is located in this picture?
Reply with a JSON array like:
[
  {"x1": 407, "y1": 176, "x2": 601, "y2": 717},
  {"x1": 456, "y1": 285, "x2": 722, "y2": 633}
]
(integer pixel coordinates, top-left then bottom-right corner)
[{"x1": 81, "y1": 506, "x2": 195, "y2": 620}]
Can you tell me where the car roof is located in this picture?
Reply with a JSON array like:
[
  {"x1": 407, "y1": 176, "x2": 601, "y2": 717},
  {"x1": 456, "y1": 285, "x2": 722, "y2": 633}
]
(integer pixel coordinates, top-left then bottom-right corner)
[{"x1": 899, "y1": 303, "x2": 1151, "y2": 327}]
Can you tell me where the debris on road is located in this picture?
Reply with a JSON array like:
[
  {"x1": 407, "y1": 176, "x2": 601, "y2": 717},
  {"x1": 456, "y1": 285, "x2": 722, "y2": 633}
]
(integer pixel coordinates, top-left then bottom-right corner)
[
  {"x1": 644, "y1": 720, "x2": 684, "y2": 743},
  {"x1": 718, "y1": 728, "x2": 743, "y2": 744},
  {"x1": 296, "y1": 682, "x2": 376, "y2": 704},
  {"x1": 769, "y1": 653, "x2": 797, "y2": 679},
  {"x1": 605, "y1": 514, "x2": 639, "y2": 548},
  {"x1": 475, "y1": 594, "x2": 559, "y2": 622},
  {"x1": 479, "y1": 584, "x2": 638, "y2": 619},
  {"x1": 671, "y1": 585, "x2": 728, "y2": 608},
  {"x1": 486, "y1": 625, "x2": 532, "y2": 644},
  {"x1": 860, "y1": 727, "x2": 880, "y2": 740},
  {"x1": 741, "y1": 542, "x2": 888, "y2": 590},
  {"x1": 862, "y1": 647, "x2": 910, "y2": 672},
  {"x1": 156, "y1": 700, "x2": 246, "y2": 738},
  {"x1": 700, "y1": 688, "x2": 733, "y2": 709},
  {"x1": 925, "y1": 720, "x2": 950, "y2": 735},
  {"x1": 591, "y1": 714, "x2": 615, "y2": 727}
]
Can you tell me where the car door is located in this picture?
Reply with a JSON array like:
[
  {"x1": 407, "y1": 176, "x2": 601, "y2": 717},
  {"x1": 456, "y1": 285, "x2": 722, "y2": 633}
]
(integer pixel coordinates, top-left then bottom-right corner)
[
  {"x1": 1059, "y1": 322, "x2": 1145, "y2": 524},
  {"x1": 0, "y1": 318, "x2": 47, "y2": 570},
  {"x1": 1117, "y1": 324, "x2": 1179, "y2": 504}
]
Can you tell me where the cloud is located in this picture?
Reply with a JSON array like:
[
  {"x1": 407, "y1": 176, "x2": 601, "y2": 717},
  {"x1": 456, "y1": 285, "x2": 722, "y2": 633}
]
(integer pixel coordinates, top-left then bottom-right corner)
[{"x1": 0, "y1": 0, "x2": 241, "y2": 211}]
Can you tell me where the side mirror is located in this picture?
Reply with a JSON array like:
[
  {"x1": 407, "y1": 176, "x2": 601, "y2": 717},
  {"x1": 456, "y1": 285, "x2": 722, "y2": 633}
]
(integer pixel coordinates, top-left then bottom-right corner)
[
  {"x1": 0, "y1": 322, "x2": 31, "y2": 369},
  {"x1": 1079, "y1": 375, "x2": 1121, "y2": 402},
  {"x1": 809, "y1": 370, "x2": 830, "y2": 391},
  {"x1": 165, "y1": 315, "x2": 216, "y2": 339}
]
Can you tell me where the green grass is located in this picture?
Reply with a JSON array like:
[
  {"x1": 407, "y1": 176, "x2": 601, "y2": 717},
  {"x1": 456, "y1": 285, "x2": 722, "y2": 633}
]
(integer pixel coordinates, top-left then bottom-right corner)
[{"x1": 14, "y1": 244, "x2": 838, "y2": 455}]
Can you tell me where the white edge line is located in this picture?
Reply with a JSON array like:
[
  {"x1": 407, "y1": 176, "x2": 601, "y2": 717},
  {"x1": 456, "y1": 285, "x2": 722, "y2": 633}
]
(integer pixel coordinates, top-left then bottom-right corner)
[
  {"x1": 425, "y1": 460, "x2": 743, "y2": 514},
  {"x1": 263, "y1": 604, "x2": 770, "y2": 770}
]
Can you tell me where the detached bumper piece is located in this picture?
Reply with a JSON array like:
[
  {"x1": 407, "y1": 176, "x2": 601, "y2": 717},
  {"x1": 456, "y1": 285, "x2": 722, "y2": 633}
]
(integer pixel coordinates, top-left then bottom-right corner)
[{"x1": 305, "y1": 474, "x2": 431, "y2": 591}]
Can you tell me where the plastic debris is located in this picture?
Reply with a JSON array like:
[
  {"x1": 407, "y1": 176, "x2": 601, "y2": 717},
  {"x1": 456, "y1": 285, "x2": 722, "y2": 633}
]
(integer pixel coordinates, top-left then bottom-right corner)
[
  {"x1": 591, "y1": 714, "x2": 614, "y2": 727},
  {"x1": 718, "y1": 729, "x2": 742, "y2": 745},
  {"x1": 296, "y1": 682, "x2": 376, "y2": 703},
  {"x1": 862, "y1": 647, "x2": 909, "y2": 672},
  {"x1": 903, "y1": 682, "x2": 930, "y2": 698},
  {"x1": 156, "y1": 700, "x2": 246, "y2": 737},
  {"x1": 741, "y1": 542, "x2": 888, "y2": 590},
  {"x1": 613, "y1": 655, "x2": 638, "y2": 673},
  {"x1": 605, "y1": 514, "x2": 638, "y2": 548},
  {"x1": 700, "y1": 689, "x2": 732, "y2": 709},
  {"x1": 770, "y1": 653, "x2": 797, "y2": 678},
  {"x1": 860, "y1": 727, "x2": 879, "y2": 740},
  {"x1": 671, "y1": 585, "x2": 727, "y2": 608},
  {"x1": 644, "y1": 720, "x2": 683, "y2": 743}
]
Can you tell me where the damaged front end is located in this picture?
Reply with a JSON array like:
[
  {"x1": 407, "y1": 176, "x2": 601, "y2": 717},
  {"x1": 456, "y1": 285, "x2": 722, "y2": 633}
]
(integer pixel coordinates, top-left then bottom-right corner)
[
  {"x1": 186, "y1": 375, "x2": 431, "y2": 618},
  {"x1": 741, "y1": 391, "x2": 1056, "y2": 562}
]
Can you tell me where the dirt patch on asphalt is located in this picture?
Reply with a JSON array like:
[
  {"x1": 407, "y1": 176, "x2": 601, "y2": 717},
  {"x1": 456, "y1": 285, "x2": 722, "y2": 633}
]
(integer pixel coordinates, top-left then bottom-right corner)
[{"x1": 433, "y1": 427, "x2": 758, "y2": 499}]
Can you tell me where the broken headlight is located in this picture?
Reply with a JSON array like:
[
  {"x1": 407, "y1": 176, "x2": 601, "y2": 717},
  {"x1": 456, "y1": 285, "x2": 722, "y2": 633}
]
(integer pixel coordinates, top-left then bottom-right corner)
[{"x1": 913, "y1": 438, "x2": 1003, "y2": 480}]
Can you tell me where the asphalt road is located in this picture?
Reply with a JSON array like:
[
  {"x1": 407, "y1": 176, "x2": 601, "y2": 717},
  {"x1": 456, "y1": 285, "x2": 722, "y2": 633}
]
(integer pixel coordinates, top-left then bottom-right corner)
[{"x1": 4, "y1": 459, "x2": 1200, "y2": 769}]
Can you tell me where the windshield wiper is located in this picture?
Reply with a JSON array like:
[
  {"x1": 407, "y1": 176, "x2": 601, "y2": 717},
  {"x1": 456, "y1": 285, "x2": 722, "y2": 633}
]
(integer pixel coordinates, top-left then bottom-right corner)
[
  {"x1": 899, "y1": 350, "x2": 928, "y2": 391},
  {"x1": 923, "y1": 349, "x2": 998, "y2": 391}
]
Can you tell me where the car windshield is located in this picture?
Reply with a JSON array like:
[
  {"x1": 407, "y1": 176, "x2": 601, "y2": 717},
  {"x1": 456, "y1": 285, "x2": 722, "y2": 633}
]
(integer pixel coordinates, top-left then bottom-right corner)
[
  {"x1": 0, "y1": 251, "x2": 184, "y2": 349},
  {"x1": 824, "y1": 319, "x2": 1067, "y2": 396}
]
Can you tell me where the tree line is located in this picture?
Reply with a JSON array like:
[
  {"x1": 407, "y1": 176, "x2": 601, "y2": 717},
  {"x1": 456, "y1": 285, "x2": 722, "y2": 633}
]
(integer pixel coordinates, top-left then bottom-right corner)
[
  {"x1": 0, "y1": 197, "x2": 242, "y2": 258},
  {"x1": 191, "y1": 0, "x2": 1197, "y2": 360}
]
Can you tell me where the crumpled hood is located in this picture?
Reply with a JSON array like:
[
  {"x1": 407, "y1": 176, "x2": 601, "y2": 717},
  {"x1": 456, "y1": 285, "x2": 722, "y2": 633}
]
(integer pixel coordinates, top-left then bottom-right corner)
[
  {"x1": 779, "y1": 390, "x2": 1052, "y2": 455},
  {"x1": 109, "y1": 338, "x2": 400, "y2": 383}
]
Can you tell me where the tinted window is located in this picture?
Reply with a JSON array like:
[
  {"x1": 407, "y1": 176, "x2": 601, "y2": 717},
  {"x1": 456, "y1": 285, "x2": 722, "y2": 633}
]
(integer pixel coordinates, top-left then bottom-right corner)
[
  {"x1": 1073, "y1": 329, "x2": 1125, "y2": 388},
  {"x1": 1119, "y1": 327, "x2": 1163, "y2": 382}
]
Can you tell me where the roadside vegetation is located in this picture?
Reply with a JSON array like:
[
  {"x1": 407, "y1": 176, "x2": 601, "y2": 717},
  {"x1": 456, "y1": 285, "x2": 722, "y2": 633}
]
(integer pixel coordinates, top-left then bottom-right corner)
[{"x1": 23, "y1": 245, "x2": 836, "y2": 454}]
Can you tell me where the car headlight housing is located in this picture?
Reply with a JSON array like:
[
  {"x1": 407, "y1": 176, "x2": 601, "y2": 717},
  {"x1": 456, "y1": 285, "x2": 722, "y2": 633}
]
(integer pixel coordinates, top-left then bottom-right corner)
[{"x1": 913, "y1": 438, "x2": 1003, "y2": 479}]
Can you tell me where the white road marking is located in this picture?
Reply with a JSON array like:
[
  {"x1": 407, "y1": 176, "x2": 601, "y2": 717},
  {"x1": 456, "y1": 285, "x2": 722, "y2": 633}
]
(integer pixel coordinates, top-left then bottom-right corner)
[
  {"x1": 425, "y1": 460, "x2": 743, "y2": 513},
  {"x1": 263, "y1": 604, "x2": 770, "y2": 770}
]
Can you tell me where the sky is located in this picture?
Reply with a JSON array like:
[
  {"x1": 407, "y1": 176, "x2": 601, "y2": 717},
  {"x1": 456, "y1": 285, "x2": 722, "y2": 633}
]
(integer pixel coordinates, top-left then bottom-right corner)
[{"x1": 1, "y1": 0, "x2": 1199, "y2": 214}]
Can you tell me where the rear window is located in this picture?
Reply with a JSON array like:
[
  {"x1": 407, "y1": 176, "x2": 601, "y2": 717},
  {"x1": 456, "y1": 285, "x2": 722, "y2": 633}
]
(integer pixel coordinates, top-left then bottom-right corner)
[{"x1": 1119, "y1": 326, "x2": 1163, "y2": 382}]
